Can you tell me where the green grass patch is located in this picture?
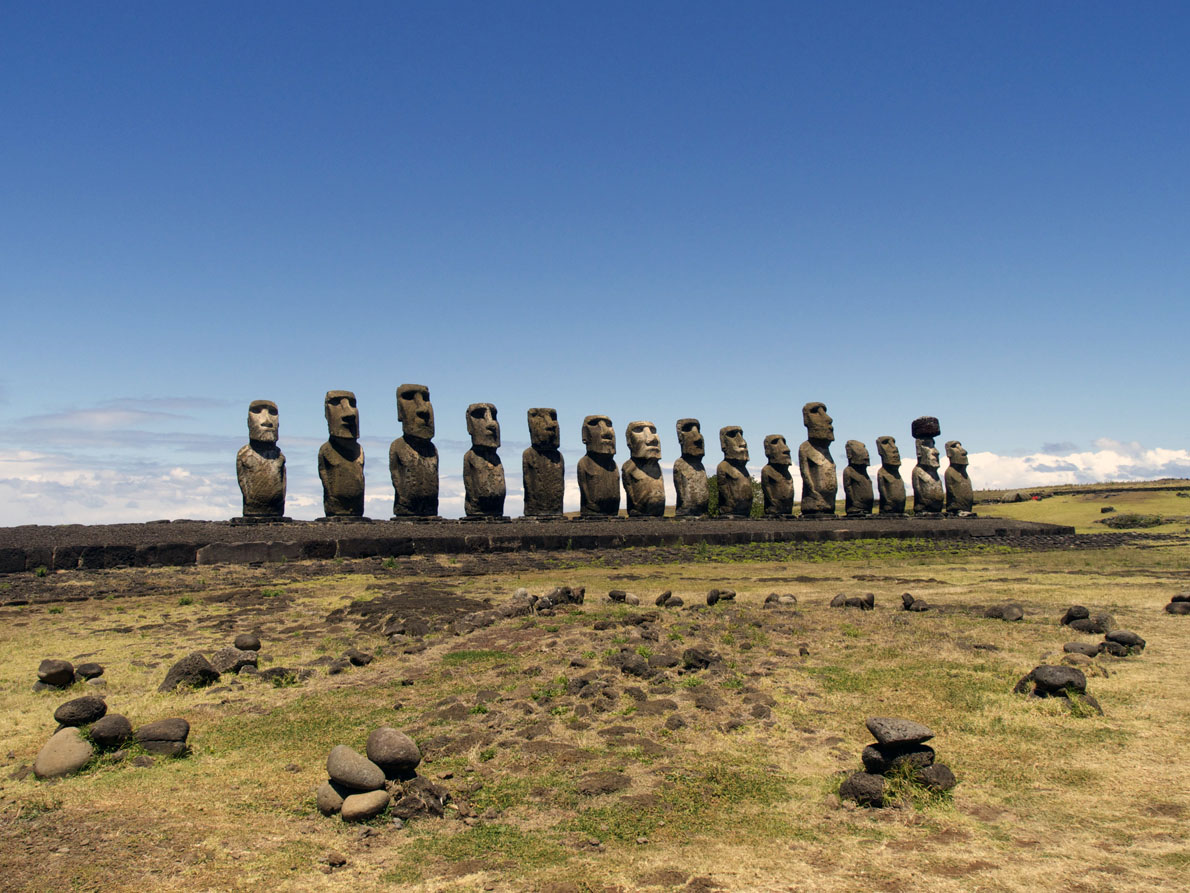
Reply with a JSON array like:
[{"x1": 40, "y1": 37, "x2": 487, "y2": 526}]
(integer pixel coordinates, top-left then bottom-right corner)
[{"x1": 442, "y1": 649, "x2": 513, "y2": 665}]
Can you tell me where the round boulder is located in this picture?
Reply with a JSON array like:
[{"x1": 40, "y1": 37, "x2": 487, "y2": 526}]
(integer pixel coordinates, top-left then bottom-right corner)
[
  {"x1": 865, "y1": 717, "x2": 934, "y2": 747},
  {"x1": 37, "y1": 659, "x2": 75, "y2": 688},
  {"x1": 1104, "y1": 630, "x2": 1145, "y2": 651},
  {"x1": 839, "y1": 771, "x2": 885, "y2": 807},
  {"x1": 34, "y1": 727, "x2": 94, "y2": 779},
  {"x1": 89, "y1": 713, "x2": 132, "y2": 749},
  {"x1": 340, "y1": 789, "x2": 391, "y2": 822},
  {"x1": 914, "y1": 762, "x2": 958, "y2": 792},
  {"x1": 366, "y1": 727, "x2": 421, "y2": 777},
  {"x1": 861, "y1": 743, "x2": 935, "y2": 775},
  {"x1": 1030, "y1": 665, "x2": 1086, "y2": 696},
  {"x1": 210, "y1": 646, "x2": 258, "y2": 675},
  {"x1": 1166, "y1": 601, "x2": 1190, "y2": 615},
  {"x1": 326, "y1": 745, "x2": 385, "y2": 792},
  {"x1": 1060, "y1": 605, "x2": 1089, "y2": 626},
  {"x1": 75, "y1": 662, "x2": 104, "y2": 680},
  {"x1": 1068, "y1": 613, "x2": 1114, "y2": 634},
  {"x1": 135, "y1": 718, "x2": 190, "y2": 756},
  {"x1": 315, "y1": 780, "x2": 355, "y2": 816},
  {"x1": 233, "y1": 633, "x2": 261, "y2": 651},
  {"x1": 158, "y1": 653, "x2": 220, "y2": 692},
  {"x1": 53, "y1": 695, "x2": 107, "y2": 728},
  {"x1": 1063, "y1": 642, "x2": 1099, "y2": 657}
]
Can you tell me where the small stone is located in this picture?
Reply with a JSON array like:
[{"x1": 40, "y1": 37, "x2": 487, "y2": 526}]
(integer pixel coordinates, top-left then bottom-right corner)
[
  {"x1": 608, "y1": 590, "x2": 627, "y2": 603},
  {"x1": 343, "y1": 648, "x2": 374, "y2": 666},
  {"x1": 829, "y1": 593, "x2": 846, "y2": 607},
  {"x1": 1068, "y1": 613, "x2": 1114, "y2": 634},
  {"x1": 625, "y1": 594, "x2": 640, "y2": 606},
  {"x1": 327, "y1": 745, "x2": 385, "y2": 791},
  {"x1": 664, "y1": 714, "x2": 687, "y2": 731},
  {"x1": 324, "y1": 850, "x2": 347, "y2": 867},
  {"x1": 914, "y1": 762, "x2": 957, "y2": 791},
  {"x1": 1063, "y1": 642, "x2": 1099, "y2": 657},
  {"x1": 839, "y1": 771, "x2": 885, "y2": 807},
  {"x1": 135, "y1": 718, "x2": 190, "y2": 756},
  {"x1": 89, "y1": 713, "x2": 132, "y2": 749},
  {"x1": 1104, "y1": 630, "x2": 1145, "y2": 651},
  {"x1": 985, "y1": 603, "x2": 1024, "y2": 622},
  {"x1": 636, "y1": 836, "x2": 649, "y2": 844},
  {"x1": 706, "y1": 589, "x2": 720, "y2": 606},
  {"x1": 210, "y1": 647, "x2": 258, "y2": 674},
  {"x1": 37, "y1": 659, "x2": 75, "y2": 688},
  {"x1": 1028, "y1": 665, "x2": 1087, "y2": 695},
  {"x1": 861, "y1": 743, "x2": 935, "y2": 774},
  {"x1": 865, "y1": 717, "x2": 934, "y2": 746},
  {"x1": 1098, "y1": 641, "x2": 1129, "y2": 658},
  {"x1": 655, "y1": 591, "x2": 672, "y2": 607},
  {"x1": 664, "y1": 596, "x2": 684, "y2": 608},
  {"x1": 1060, "y1": 605, "x2": 1090, "y2": 625},
  {"x1": 1165, "y1": 601, "x2": 1190, "y2": 615},
  {"x1": 682, "y1": 648, "x2": 720, "y2": 670},
  {"x1": 316, "y1": 780, "x2": 354, "y2": 816},
  {"x1": 234, "y1": 633, "x2": 262, "y2": 651},
  {"x1": 158, "y1": 653, "x2": 220, "y2": 692},
  {"x1": 75, "y1": 662, "x2": 104, "y2": 679},
  {"x1": 366, "y1": 727, "x2": 422, "y2": 776},
  {"x1": 33, "y1": 728, "x2": 94, "y2": 778},
  {"x1": 53, "y1": 696, "x2": 107, "y2": 727},
  {"x1": 341, "y1": 789, "x2": 391, "y2": 822}
]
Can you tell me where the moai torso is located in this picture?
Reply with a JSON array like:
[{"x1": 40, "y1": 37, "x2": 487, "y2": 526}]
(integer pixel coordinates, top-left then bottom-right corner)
[
  {"x1": 578, "y1": 415, "x2": 620, "y2": 516},
  {"x1": 522, "y1": 408, "x2": 564, "y2": 517},
  {"x1": 716, "y1": 426, "x2": 752, "y2": 517},
  {"x1": 463, "y1": 403, "x2": 506, "y2": 518},
  {"x1": 673, "y1": 419, "x2": 708, "y2": 516},
  {"x1": 237, "y1": 400, "x2": 285, "y2": 517},
  {"x1": 799, "y1": 403, "x2": 837, "y2": 516},
  {"x1": 842, "y1": 440, "x2": 873, "y2": 516},
  {"x1": 319, "y1": 391, "x2": 364, "y2": 517},
  {"x1": 390, "y1": 384, "x2": 439, "y2": 517},
  {"x1": 622, "y1": 421, "x2": 665, "y2": 517},
  {"x1": 911, "y1": 417, "x2": 944, "y2": 514},
  {"x1": 761, "y1": 435, "x2": 793, "y2": 516},
  {"x1": 876, "y1": 436, "x2": 906, "y2": 514},
  {"x1": 944, "y1": 440, "x2": 974, "y2": 514}
]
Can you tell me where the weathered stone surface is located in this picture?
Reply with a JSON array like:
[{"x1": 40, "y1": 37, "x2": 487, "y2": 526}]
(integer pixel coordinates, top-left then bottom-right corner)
[
  {"x1": 135, "y1": 718, "x2": 190, "y2": 756},
  {"x1": 912, "y1": 439, "x2": 944, "y2": 514},
  {"x1": 390, "y1": 384, "x2": 439, "y2": 517},
  {"x1": 799, "y1": 403, "x2": 837, "y2": 515},
  {"x1": 985, "y1": 603, "x2": 1024, "y2": 622},
  {"x1": 319, "y1": 390, "x2": 364, "y2": 517},
  {"x1": 682, "y1": 647, "x2": 721, "y2": 670},
  {"x1": 865, "y1": 717, "x2": 934, "y2": 746},
  {"x1": 34, "y1": 728, "x2": 93, "y2": 779},
  {"x1": 1068, "y1": 613, "x2": 1114, "y2": 634},
  {"x1": 210, "y1": 646, "x2": 258, "y2": 674},
  {"x1": 915, "y1": 762, "x2": 957, "y2": 792},
  {"x1": 326, "y1": 745, "x2": 385, "y2": 792},
  {"x1": 53, "y1": 696, "x2": 107, "y2": 727},
  {"x1": 839, "y1": 771, "x2": 885, "y2": 807},
  {"x1": 463, "y1": 403, "x2": 506, "y2": 518},
  {"x1": 911, "y1": 417, "x2": 941, "y2": 439},
  {"x1": 1061, "y1": 605, "x2": 1090, "y2": 625},
  {"x1": 943, "y1": 441, "x2": 974, "y2": 514},
  {"x1": 843, "y1": 440, "x2": 874, "y2": 516},
  {"x1": 523, "y1": 408, "x2": 564, "y2": 517},
  {"x1": 876, "y1": 436, "x2": 907, "y2": 514},
  {"x1": 39, "y1": 659, "x2": 76, "y2": 688},
  {"x1": 89, "y1": 713, "x2": 132, "y2": 749},
  {"x1": 340, "y1": 789, "x2": 391, "y2": 822},
  {"x1": 1166, "y1": 601, "x2": 1190, "y2": 615},
  {"x1": 1063, "y1": 642, "x2": 1099, "y2": 657},
  {"x1": 673, "y1": 419, "x2": 708, "y2": 516},
  {"x1": 366, "y1": 727, "x2": 421, "y2": 776},
  {"x1": 75, "y1": 662, "x2": 104, "y2": 679},
  {"x1": 316, "y1": 780, "x2": 354, "y2": 816},
  {"x1": 234, "y1": 633, "x2": 261, "y2": 651},
  {"x1": 861, "y1": 743, "x2": 935, "y2": 774},
  {"x1": 1029, "y1": 665, "x2": 1087, "y2": 695},
  {"x1": 158, "y1": 653, "x2": 219, "y2": 692},
  {"x1": 622, "y1": 421, "x2": 665, "y2": 517},
  {"x1": 761, "y1": 435, "x2": 794, "y2": 516},
  {"x1": 1104, "y1": 630, "x2": 1145, "y2": 651},
  {"x1": 717, "y1": 426, "x2": 752, "y2": 518},
  {"x1": 237, "y1": 400, "x2": 286, "y2": 518},
  {"x1": 578, "y1": 415, "x2": 620, "y2": 516}
]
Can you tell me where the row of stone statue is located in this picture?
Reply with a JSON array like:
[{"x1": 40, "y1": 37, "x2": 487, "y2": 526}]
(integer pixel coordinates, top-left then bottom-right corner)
[{"x1": 236, "y1": 387, "x2": 975, "y2": 521}]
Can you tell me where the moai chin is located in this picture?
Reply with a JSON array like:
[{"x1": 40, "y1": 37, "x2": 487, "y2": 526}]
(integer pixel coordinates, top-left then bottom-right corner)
[
  {"x1": 673, "y1": 418, "x2": 709, "y2": 517},
  {"x1": 842, "y1": 440, "x2": 874, "y2": 516},
  {"x1": 463, "y1": 403, "x2": 506, "y2": 518},
  {"x1": 761, "y1": 434, "x2": 794, "y2": 517},
  {"x1": 799, "y1": 402, "x2": 837, "y2": 516},
  {"x1": 522, "y1": 407, "x2": 564, "y2": 517},
  {"x1": 318, "y1": 390, "x2": 365, "y2": 517},
  {"x1": 876, "y1": 436, "x2": 907, "y2": 515},
  {"x1": 237, "y1": 399, "x2": 286, "y2": 518},
  {"x1": 944, "y1": 440, "x2": 975, "y2": 515},
  {"x1": 716, "y1": 426, "x2": 753, "y2": 518},
  {"x1": 578, "y1": 415, "x2": 620, "y2": 516},
  {"x1": 389, "y1": 384, "x2": 439, "y2": 518},
  {"x1": 622, "y1": 420, "x2": 665, "y2": 517}
]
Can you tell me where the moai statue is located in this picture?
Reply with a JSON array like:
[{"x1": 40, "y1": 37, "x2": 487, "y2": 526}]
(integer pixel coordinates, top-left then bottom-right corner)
[
  {"x1": 578, "y1": 415, "x2": 620, "y2": 516},
  {"x1": 318, "y1": 390, "x2": 364, "y2": 518},
  {"x1": 673, "y1": 418, "x2": 709, "y2": 517},
  {"x1": 876, "y1": 436, "x2": 907, "y2": 515},
  {"x1": 522, "y1": 408, "x2": 564, "y2": 517},
  {"x1": 761, "y1": 434, "x2": 794, "y2": 517},
  {"x1": 910, "y1": 417, "x2": 944, "y2": 515},
  {"x1": 716, "y1": 426, "x2": 753, "y2": 518},
  {"x1": 944, "y1": 440, "x2": 975, "y2": 515},
  {"x1": 463, "y1": 403, "x2": 506, "y2": 518},
  {"x1": 799, "y1": 402, "x2": 837, "y2": 516},
  {"x1": 842, "y1": 440, "x2": 874, "y2": 516},
  {"x1": 236, "y1": 400, "x2": 286, "y2": 518},
  {"x1": 389, "y1": 384, "x2": 439, "y2": 518},
  {"x1": 622, "y1": 421, "x2": 665, "y2": 517}
]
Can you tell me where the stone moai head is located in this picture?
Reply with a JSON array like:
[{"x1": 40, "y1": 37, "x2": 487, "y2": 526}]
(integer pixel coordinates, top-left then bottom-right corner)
[
  {"x1": 397, "y1": 384, "x2": 434, "y2": 440},
  {"x1": 946, "y1": 440, "x2": 968, "y2": 467},
  {"x1": 917, "y1": 440, "x2": 940, "y2": 468},
  {"x1": 763, "y1": 434, "x2": 791, "y2": 467},
  {"x1": 466, "y1": 403, "x2": 500, "y2": 449},
  {"x1": 846, "y1": 440, "x2": 869, "y2": 467},
  {"x1": 877, "y1": 436, "x2": 900, "y2": 467},
  {"x1": 325, "y1": 391, "x2": 359, "y2": 439},
  {"x1": 247, "y1": 400, "x2": 279, "y2": 443},
  {"x1": 803, "y1": 402, "x2": 834, "y2": 442},
  {"x1": 720, "y1": 426, "x2": 749, "y2": 462},
  {"x1": 528, "y1": 408, "x2": 560, "y2": 450},
  {"x1": 626, "y1": 421, "x2": 661, "y2": 460},
  {"x1": 582, "y1": 415, "x2": 616, "y2": 456},
  {"x1": 676, "y1": 418, "x2": 705, "y2": 460}
]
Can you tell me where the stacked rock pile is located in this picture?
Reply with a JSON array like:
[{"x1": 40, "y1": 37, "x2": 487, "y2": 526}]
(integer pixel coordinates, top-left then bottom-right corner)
[
  {"x1": 1099, "y1": 630, "x2": 1145, "y2": 656},
  {"x1": 762, "y1": 592, "x2": 797, "y2": 609},
  {"x1": 34, "y1": 658, "x2": 105, "y2": 691},
  {"x1": 158, "y1": 635, "x2": 314, "y2": 689},
  {"x1": 32, "y1": 694, "x2": 190, "y2": 779},
  {"x1": 452, "y1": 586, "x2": 583, "y2": 636},
  {"x1": 1013, "y1": 665, "x2": 1102, "y2": 714},
  {"x1": 1165, "y1": 593, "x2": 1190, "y2": 615},
  {"x1": 838, "y1": 717, "x2": 957, "y2": 807},
  {"x1": 900, "y1": 592, "x2": 930, "y2": 612},
  {"x1": 654, "y1": 590, "x2": 685, "y2": 608},
  {"x1": 830, "y1": 592, "x2": 874, "y2": 610},
  {"x1": 317, "y1": 727, "x2": 447, "y2": 824},
  {"x1": 1060, "y1": 605, "x2": 1114, "y2": 634},
  {"x1": 706, "y1": 589, "x2": 736, "y2": 606}
]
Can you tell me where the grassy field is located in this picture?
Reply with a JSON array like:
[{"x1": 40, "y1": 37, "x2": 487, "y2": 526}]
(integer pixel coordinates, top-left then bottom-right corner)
[
  {"x1": 980, "y1": 487, "x2": 1190, "y2": 534},
  {"x1": 1, "y1": 496, "x2": 1187, "y2": 892}
]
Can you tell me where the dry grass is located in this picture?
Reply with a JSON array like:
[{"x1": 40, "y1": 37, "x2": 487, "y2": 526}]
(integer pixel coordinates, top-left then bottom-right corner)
[{"x1": 1, "y1": 533, "x2": 1188, "y2": 892}]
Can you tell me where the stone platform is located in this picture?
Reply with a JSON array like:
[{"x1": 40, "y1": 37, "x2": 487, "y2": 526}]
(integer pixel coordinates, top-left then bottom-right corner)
[{"x1": 0, "y1": 515, "x2": 1075, "y2": 574}]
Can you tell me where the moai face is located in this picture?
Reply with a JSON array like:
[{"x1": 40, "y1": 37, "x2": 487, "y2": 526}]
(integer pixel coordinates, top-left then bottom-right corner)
[
  {"x1": 846, "y1": 440, "x2": 870, "y2": 466},
  {"x1": 720, "y1": 426, "x2": 749, "y2": 462},
  {"x1": 877, "y1": 436, "x2": 900, "y2": 467},
  {"x1": 325, "y1": 391, "x2": 359, "y2": 439},
  {"x1": 626, "y1": 421, "x2": 661, "y2": 460},
  {"x1": 917, "y1": 441, "x2": 940, "y2": 468},
  {"x1": 528, "y1": 408, "x2": 560, "y2": 450},
  {"x1": 397, "y1": 384, "x2": 434, "y2": 440},
  {"x1": 802, "y1": 402, "x2": 834, "y2": 442},
  {"x1": 582, "y1": 415, "x2": 616, "y2": 456},
  {"x1": 247, "y1": 400, "x2": 279, "y2": 443},
  {"x1": 764, "y1": 434, "x2": 791, "y2": 466},
  {"x1": 676, "y1": 418, "x2": 705, "y2": 459},
  {"x1": 467, "y1": 403, "x2": 500, "y2": 449},
  {"x1": 946, "y1": 440, "x2": 969, "y2": 467}
]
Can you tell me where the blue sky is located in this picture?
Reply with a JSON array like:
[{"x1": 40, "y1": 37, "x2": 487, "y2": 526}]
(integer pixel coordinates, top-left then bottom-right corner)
[{"x1": 2, "y1": 2, "x2": 1188, "y2": 523}]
